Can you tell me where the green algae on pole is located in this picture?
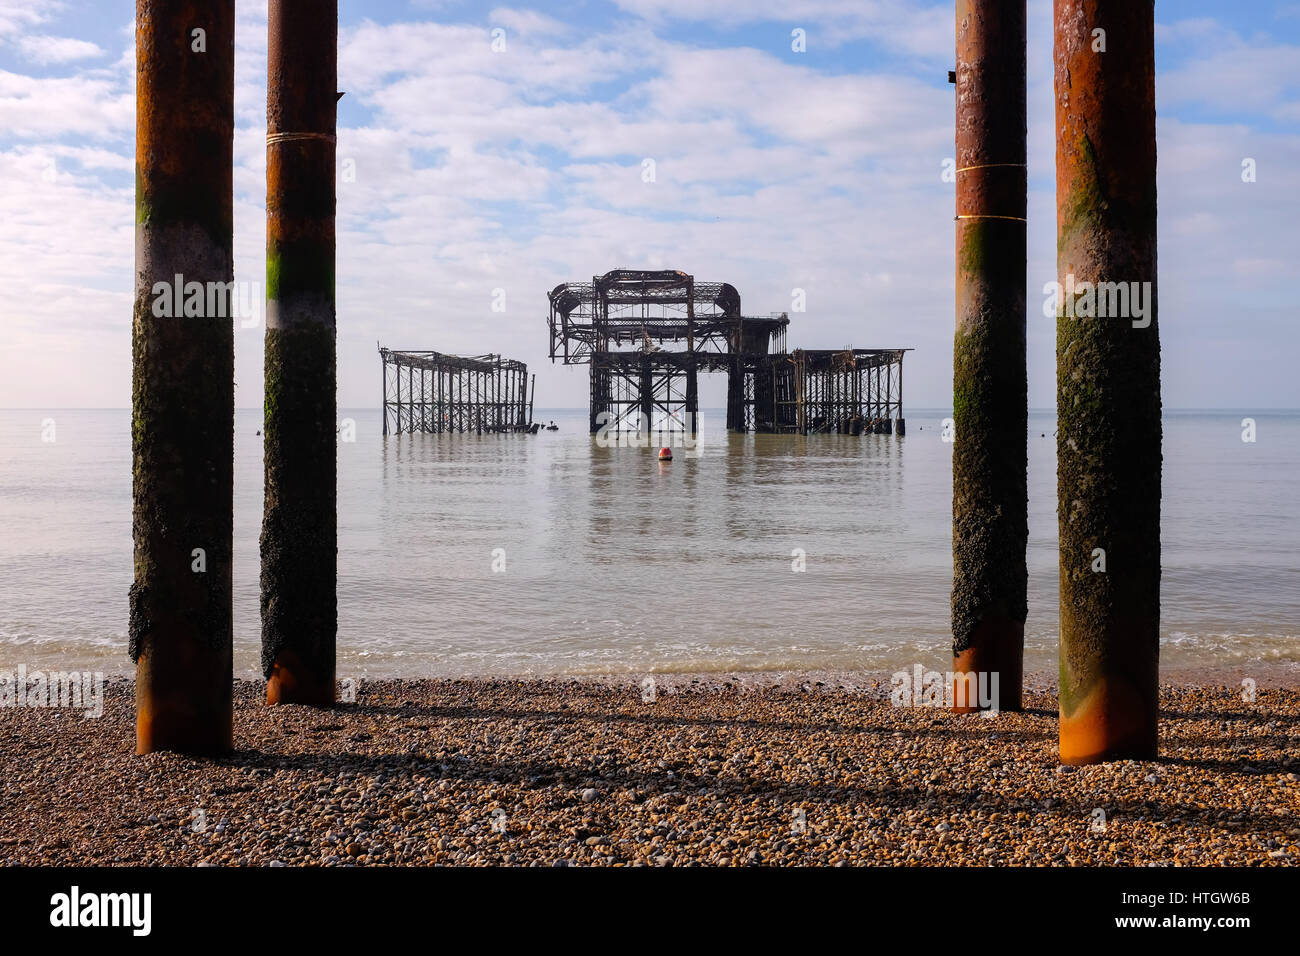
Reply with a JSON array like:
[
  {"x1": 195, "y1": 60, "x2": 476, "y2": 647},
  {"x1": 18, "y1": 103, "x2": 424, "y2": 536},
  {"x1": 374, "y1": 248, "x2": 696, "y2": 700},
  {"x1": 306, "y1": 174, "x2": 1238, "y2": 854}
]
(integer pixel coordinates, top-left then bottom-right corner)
[
  {"x1": 130, "y1": 0, "x2": 235, "y2": 755},
  {"x1": 1054, "y1": 0, "x2": 1160, "y2": 764},
  {"x1": 261, "y1": 0, "x2": 338, "y2": 707},
  {"x1": 951, "y1": 0, "x2": 1028, "y2": 712}
]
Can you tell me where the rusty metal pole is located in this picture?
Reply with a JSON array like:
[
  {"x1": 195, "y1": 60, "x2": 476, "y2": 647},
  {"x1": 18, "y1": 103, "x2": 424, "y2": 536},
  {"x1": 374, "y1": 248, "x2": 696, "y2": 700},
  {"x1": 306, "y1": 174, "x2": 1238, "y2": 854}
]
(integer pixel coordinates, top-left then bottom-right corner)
[
  {"x1": 131, "y1": 0, "x2": 235, "y2": 755},
  {"x1": 951, "y1": 0, "x2": 1027, "y2": 712},
  {"x1": 262, "y1": 0, "x2": 338, "y2": 706},
  {"x1": 1055, "y1": 0, "x2": 1160, "y2": 764}
]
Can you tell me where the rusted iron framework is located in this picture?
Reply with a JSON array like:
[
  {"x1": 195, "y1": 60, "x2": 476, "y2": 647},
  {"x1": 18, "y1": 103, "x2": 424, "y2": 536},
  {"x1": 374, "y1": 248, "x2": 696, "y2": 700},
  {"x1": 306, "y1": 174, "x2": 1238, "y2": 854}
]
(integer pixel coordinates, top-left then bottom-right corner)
[
  {"x1": 591, "y1": 353, "x2": 704, "y2": 433},
  {"x1": 380, "y1": 347, "x2": 533, "y2": 436},
  {"x1": 764, "y1": 349, "x2": 906, "y2": 434},
  {"x1": 548, "y1": 269, "x2": 761, "y2": 362},
  {"x1": 549, "y1": 268, "x2": 907, "y2": 435}
]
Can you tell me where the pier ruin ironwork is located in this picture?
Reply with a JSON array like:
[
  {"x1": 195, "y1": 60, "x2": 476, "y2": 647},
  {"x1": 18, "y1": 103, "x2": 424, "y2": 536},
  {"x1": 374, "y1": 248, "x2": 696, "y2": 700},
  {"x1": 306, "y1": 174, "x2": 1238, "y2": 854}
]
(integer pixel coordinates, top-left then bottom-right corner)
[
  {"x1": 548, "y1": 268, "x2": 908, "y2": 435},
  {"x1": 380, "y1": 347, "x2": 535, "y2": 436}
]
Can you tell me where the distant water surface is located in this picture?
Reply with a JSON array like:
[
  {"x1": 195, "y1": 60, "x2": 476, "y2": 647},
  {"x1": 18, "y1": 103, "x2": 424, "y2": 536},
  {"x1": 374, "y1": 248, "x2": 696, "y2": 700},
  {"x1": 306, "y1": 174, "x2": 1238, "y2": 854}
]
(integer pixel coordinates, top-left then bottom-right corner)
[{"x1": 1, "y1": 408, "x2": 1296, "y2": 681}]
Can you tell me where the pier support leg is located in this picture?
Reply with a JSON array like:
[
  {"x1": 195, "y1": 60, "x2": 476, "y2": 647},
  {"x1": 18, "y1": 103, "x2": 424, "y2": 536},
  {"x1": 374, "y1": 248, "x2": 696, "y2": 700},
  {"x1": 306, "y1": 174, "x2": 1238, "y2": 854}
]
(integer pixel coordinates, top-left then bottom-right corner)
[
  {"x1": 726, "y1": 360, "x2": 744, "y2": 432},
  {"x1": 685, "y1": 366, "x2": 698, "y2": 433},
  {"x1": 951, "y1": 0, "x2": 1027, "y2": 712},
  {"x1": 589, "y1": 365, "x2": 609, "y2": 434},
  {"x1": 639, "y1": 357, "x2": 654, "y2": 436},
  {"x1": 1055, "y1": 0, "x2": 1160, "y2": 763},
  {"x1": 131, "y1": 0, "x2": 235, "y2": 755},
  {"x1": 261, "y1": 0, "x2": 338, "y2": 707}
]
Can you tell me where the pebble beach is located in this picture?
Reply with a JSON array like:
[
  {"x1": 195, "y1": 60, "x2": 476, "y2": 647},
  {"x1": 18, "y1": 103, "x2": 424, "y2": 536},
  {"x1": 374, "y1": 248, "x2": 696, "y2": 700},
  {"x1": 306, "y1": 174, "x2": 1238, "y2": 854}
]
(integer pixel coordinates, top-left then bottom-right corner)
[{"x1": 2, "y1": 676, "x2": 1298, "y2": 867}]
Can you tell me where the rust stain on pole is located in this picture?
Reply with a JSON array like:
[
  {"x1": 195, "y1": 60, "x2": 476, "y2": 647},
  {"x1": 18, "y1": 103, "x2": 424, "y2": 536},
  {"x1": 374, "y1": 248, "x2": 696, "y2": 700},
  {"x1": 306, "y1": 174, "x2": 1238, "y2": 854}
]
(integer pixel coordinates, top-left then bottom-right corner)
[
  {"x1": 1055, "y1": 0, "x2": 1160, "y2": 764},
  {"x1": 131, "y1": 0, "x2": 235, "y2": 754},
  {"x1": 951, "y1": 0, "x2": 1028, "y2": 712},
  {"x1": 262, "y1": 0, "x2": 338, "y2": 707}
]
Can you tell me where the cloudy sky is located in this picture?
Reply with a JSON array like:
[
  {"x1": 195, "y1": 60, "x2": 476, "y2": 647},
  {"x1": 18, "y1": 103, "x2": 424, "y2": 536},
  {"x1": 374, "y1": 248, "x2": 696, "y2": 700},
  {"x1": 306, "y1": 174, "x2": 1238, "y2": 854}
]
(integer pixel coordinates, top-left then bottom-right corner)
[{"x1": 1, "y1": 0, "x2": 1296, "y2": 410}]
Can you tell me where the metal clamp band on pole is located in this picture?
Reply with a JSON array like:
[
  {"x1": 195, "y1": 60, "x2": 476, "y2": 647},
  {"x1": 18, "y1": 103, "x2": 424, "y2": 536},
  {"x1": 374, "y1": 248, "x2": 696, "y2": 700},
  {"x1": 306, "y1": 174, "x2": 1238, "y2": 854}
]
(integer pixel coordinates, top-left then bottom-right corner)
[
  {"x1": 954, "y1": 214, "x2": 1028, "y2": 222},
  {"x1": 266, "y1": 131, "x2": 337, "y2": 145}
]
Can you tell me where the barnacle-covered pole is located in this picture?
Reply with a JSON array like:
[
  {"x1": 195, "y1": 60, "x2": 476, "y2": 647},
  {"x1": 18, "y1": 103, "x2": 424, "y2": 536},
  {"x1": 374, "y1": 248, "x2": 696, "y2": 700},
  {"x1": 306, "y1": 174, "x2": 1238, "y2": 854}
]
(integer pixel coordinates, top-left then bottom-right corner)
[
  {"x1": 951, "y1": 0, "x2": 1028, "y2": 712},
  {"x1": 131, "y1": 0, "x2": 236, "y2": 754},
  {"x1": 261, "y1": 0, "x2": 338, "y2": 706},
  {"x1": 1055, "y1": 0, "x2": 1160, "y2": 763}
]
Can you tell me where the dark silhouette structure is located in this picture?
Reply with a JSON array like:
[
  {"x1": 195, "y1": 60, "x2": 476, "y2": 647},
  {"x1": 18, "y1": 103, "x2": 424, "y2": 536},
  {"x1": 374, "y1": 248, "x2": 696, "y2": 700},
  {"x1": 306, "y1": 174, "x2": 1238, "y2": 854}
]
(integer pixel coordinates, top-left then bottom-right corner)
[
  {"x1": 380, "y1": 348, "x2": 535, "y2": 435},
  {"x1": 548, "y1": 269, "x2": 908, "y2": 435}
]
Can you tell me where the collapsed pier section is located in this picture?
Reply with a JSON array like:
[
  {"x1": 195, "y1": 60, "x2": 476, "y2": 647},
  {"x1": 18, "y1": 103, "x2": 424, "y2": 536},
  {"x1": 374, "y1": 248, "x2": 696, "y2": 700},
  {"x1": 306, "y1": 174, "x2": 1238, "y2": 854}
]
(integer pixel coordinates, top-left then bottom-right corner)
[
  {"x1": 548, "y1": 269, "x2": 788, "y2": 433},
  {"x1": 758, "y1": 348, "x2": 907, "y2": 434},
  {"x1": 548, "y1": 268, "x2": 908, "y2": 435},
  {"x1": 379, "y1": 347, "x2": 534, "y2": 436}
]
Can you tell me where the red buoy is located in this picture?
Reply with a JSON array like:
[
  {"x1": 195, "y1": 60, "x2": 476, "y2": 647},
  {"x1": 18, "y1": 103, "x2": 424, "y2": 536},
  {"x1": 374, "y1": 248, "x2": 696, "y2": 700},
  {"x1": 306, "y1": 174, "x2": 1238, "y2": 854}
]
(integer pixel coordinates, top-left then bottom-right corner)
[{"x1": 658, "y1": 447, "x2": 673, "y2": 461}]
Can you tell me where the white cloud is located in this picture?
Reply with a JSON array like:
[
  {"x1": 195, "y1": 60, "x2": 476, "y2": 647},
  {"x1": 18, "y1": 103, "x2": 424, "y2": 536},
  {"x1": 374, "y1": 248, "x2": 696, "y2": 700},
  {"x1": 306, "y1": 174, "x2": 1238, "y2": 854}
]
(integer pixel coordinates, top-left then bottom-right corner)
[
  {"x1": 0, "y1": 69, "x2": 132, "y2": 139},
  {"x1": 17, "y1": 34, "x2": 103, "y2": 64},
  {"x1": 1157, "y1": 17, "x2": 1300, "y2": 123},
  {"x1": 0, "y1": 0, "x2": 58, "y2": 40},
  {"x1": 485, "y1": 7, "x2": 573, "y2": 38}
]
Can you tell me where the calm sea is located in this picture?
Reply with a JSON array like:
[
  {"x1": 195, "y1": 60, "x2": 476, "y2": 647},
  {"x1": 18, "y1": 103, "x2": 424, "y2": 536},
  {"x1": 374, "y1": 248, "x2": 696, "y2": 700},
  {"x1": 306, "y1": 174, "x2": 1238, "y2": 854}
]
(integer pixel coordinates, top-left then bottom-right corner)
[{"x1": 1, "y1": 408, "x2": 1296, "y2": 681}]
